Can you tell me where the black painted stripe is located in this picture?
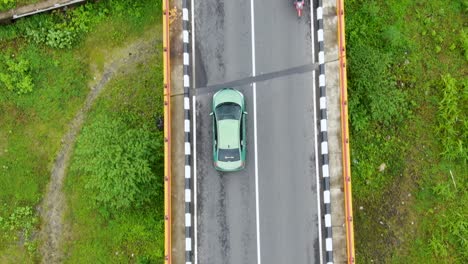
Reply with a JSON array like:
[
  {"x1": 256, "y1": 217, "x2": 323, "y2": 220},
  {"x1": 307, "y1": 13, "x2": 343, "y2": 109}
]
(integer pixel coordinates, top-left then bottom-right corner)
[
  {"x1": 321, "y1": 131, "x2": 328, "y2": 142},
  {"x1": 320, "y1": 86, "x2": 326, "y2": 97},
  {"x1": 324, "y1": 202, "x2": 331, "y2": 214},
  {"x1": 320, "y1": 109, "x2": 327, "y2": 120},
  {"x1": 325, "y1": 226, "x2": 333, "y2": 238},
  {"x1": 322, "y1": 154, "x2": 329, "y2": 165},
  {"x1": 323, "y1": 177, "x2": 330, "y2": 190},
  {"x1": 185, "y1": 251, "x2": 192, "y2": 261},
  {"x1": 185, "y1": 155, "x2": 191, "y2": 166},
  {"x1": 318, "y1": 41, "x2": 324, "y2": 52},
  {"x1": 185, "y1": 178, "x2": 191, "y2": 189},
  {"x1": 319, "y1": 64, "x2": 325, "y2": 75},
  {"x1": 184, "y1": 42, "x2": 190, "y2": 53},
  {"x1": 318, "y1": 19, "x2": 324, "y2": 30}
]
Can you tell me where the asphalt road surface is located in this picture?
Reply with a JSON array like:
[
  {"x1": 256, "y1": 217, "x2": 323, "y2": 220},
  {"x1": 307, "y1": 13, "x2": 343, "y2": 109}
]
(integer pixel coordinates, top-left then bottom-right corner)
[{"x1": 193, "y1": 0, "x2": 321, "y2": 263}]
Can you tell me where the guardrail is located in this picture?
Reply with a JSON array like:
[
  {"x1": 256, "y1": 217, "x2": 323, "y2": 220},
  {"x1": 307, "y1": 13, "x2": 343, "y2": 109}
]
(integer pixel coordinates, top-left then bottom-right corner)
[
  {"x1": 337, "y1": 0, "x2": 355, "y2": 263},
  {"x1": 163, "y1": 0, "x2": 172, "y2": 262}
]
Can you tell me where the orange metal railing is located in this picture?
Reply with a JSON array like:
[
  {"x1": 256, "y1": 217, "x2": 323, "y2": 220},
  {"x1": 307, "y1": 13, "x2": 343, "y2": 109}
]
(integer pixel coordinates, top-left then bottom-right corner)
[
  {"x1": 163, "y1": 0, "x2": 172, "y2": 262},
  {"x1": 337, "y1": 0, "x2": 355, "y2": 263}
]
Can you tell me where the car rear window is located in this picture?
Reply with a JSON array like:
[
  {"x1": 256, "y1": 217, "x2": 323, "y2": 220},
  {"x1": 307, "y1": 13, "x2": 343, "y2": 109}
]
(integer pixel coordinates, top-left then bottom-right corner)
[
  {"x1": 215, "y1": 103, "x2": 241, "y2": 120},
  {"x1": 218, "y1": 148, "x2": 240, "y2": 162}
]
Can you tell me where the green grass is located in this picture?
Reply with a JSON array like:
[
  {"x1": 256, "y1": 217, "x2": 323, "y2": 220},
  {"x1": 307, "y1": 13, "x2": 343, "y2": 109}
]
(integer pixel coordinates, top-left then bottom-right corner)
[
  {"x1": 64, "y1": 47, "x2": 164, "y2": 263},
  {"x1": 346, "y1": 0, "x2": 467, "y2": 262},
  {"x1": 0, "y1": 0, "x2": 163, "y2": 261},
  {"x1": 0, "y1": 43, "x2": 89, "y2": 263}
]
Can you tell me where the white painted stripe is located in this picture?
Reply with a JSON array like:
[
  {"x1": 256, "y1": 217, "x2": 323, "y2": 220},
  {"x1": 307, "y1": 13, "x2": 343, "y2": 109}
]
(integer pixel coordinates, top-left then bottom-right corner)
[
  {"x1": 183, "y1": 8, "x2": 189, "y2": 21},
  {"x1": 184, "y1": 52, "x2": 190, "y2": 66},
  {"x1": 319, "y1": 74, "x2": 326, "y2": 87},
  {"x1": 318, "y1": 51, "x2": 325, "y2": 64},
  {"x1": 193, "y1": 96, "x2": 198, "y2": 264},
  {"x1": 317, "y1": 7, "x2": 323, "y2": 20},
  {"x1": 185, "y1": 142, "x2": 191, "y2": 155},
  {"x1": 325, "y1": 214, "x2": 332, "y2": 227},
  {"x1": 251, "y1": 0, "x2": 261, "y2": 263},
  {"x1": 186, "y1": 237, "x2": 192, "y2": 251},
  {"x1": 191, "y1": 0, "x2": 196, "y2": 90},
  {"x1": 327, "y1": 262, "x2": 333, "y2": 264},
  {"x1": 321, "y1": 142, "x2": 328, "y2": 155},
  {"x1": 320, "y1": 96, "x2": 327, "y2": 109},
  {"x1": 184, "y1": 97, "x2": 190, "y2": 110},
  {"x1": 183, "y1": 30, "x2": 189, "y2": 43},
  {"x1": 185, "y1": 189, "x2": 191, "y2": 202},
  {"x1": 323, "y1": 164, "x2": 329, "y2": 178},
  {"x1": 185, "y1": 119, "x2": 190, "y2": 132},
  {"x1": 318, "y1": 29, "x2": 324, "y2": 42},
  {"x1": 321, "y1": 119, "x2": 327, "y2": 132},
  {"x1": 185, "y1": 165, "x2": 191, "y2": 179},
  {"x1": 186, "y1": 213, "x2": 191, "y2": 226},
  {"x1": 324, "y1": 190, "x2": 330, "y2": 204},
  {"x1": 326, "y1": 238, "x2": 333, "y2": 251},
  {"x1": 184, "y1": 74, "x2": 190, "y2": 88},
  {"x1": 311, "y1": 3, "x2": 324, "y2": 263}
]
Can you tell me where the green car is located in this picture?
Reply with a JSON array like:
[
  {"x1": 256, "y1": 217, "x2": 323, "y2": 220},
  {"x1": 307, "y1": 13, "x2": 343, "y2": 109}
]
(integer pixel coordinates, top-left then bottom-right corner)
[{"x1": 211, "y1": 88, "x2": 247, "y2": 171}]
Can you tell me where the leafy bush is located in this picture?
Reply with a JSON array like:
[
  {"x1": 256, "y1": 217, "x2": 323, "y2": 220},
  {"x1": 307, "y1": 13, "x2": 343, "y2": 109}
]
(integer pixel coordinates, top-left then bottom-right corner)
[
  {"x1": 21, "y1": 4, "x2": 106, "y2": 49},
  {"x1": 72, "y1": 113, "x2": 163, "y2": 211},
  {"x1": 0, "y1": 53, "x2": 34, "y2": 94},
  {"x1": 436, "y1": 74, "x2": 467, "y2": 162},
  {"x1": 348, "y1": 43, "x2": 408, "y2": 131},
  {"x1": 0, "y1": 206, "x2": 38, "y2": 254},
  {"x1": 461, "y1": 28, "x2": 468, "y2": 62},
  {"x1": 0, "y1": 0, "x2": 15, "y2": 11}
]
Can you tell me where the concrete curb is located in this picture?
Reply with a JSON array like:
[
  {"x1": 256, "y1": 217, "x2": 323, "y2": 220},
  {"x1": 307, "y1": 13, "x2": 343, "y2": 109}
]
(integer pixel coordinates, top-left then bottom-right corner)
[
  {"x1": 317, "y1": 0, "x2": 334, "y2": 263},
  {"x1": 181, "y1": 0, "x2": 193, "y2": 263}
]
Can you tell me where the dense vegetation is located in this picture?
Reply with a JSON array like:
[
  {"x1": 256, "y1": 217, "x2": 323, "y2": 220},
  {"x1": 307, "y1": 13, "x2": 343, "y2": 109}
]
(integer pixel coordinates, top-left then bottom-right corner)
[
  {"x1": 65, "y1": 50, "x2": 164, "y2": 263},
  {"x1": 0, "y1": 0, "x2": 163, "y2": 262},
  {"x1": 0, "y1": 0, "x2": 39, "y2": 12},
  {"x1": 346, "y1": 0, "x2": 467, "y2": 262}
]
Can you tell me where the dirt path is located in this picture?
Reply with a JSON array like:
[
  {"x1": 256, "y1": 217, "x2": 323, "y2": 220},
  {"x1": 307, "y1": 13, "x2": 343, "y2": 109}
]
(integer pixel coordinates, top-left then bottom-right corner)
[{"x1": 38, "y1": 36, "x2": 159, "y2": 263}]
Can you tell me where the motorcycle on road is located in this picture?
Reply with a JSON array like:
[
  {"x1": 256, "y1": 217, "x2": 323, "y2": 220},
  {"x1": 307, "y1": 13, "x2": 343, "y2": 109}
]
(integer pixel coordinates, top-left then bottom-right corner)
[{"x1": 294, "y1": 0, "x2": 305, "y2": 17}]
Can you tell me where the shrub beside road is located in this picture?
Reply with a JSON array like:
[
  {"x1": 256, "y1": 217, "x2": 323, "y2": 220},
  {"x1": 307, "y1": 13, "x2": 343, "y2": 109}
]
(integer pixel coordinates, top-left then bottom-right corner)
[
  {"x1": 346, "y1": 0, "x2": 467, "y2": 262},
  {"x1": 0, "y1": 0, "x2": 164, "y2": 262}
]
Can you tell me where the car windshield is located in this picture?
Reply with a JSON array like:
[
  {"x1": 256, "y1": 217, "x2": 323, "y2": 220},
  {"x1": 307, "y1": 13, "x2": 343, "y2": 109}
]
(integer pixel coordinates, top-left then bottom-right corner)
[
  {"x1": 215, "y1": 102, "x2": 241, "y2": 120},
  {"x1": 218, "y1": 148, "x2": 240, "y2": 162}
]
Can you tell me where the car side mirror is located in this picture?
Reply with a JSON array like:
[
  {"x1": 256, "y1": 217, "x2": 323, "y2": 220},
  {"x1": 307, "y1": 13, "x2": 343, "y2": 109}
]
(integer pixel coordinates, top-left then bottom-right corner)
[
  {"x1": 210, "y1": 112, "x2": 213, "y2": 116},
  {"x1": 244, "y1": 111, "x2": 248, "y2": 115}
]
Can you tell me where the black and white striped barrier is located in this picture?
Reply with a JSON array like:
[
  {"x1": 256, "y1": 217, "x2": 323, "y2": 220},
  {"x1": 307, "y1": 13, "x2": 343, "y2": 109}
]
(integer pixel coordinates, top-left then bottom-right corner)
[
  {"x1": 317, "y1": 0, "x2": 333, "y2": 263},
  {"x1": 182, "y1": 0, "x2": 193, "y2": 263}
]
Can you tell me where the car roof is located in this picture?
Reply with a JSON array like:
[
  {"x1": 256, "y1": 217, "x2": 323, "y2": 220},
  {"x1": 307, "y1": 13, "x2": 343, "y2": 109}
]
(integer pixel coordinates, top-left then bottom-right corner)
[{"x1": 217, "y1": 119, "x2": 240, "y2": 149}]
